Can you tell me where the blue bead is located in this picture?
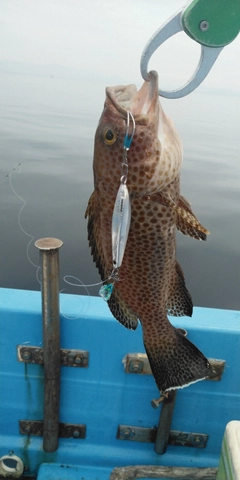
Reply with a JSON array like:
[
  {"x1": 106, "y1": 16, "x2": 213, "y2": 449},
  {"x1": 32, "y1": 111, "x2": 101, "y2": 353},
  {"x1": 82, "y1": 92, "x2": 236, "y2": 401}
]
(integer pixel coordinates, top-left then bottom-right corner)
[
  {"x1": 124, "y1": 135, "x2": 133, "y2": 149},
  {"x1": 99, "y1": 283, "x2": 114, "y2": 301}
]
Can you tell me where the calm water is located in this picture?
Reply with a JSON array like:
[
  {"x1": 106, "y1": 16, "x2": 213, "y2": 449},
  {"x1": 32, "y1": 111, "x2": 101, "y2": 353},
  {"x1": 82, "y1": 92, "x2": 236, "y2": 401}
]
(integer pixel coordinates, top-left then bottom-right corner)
[{"x1": 1, "y1": 1, "x2": 239, "y2": 311}]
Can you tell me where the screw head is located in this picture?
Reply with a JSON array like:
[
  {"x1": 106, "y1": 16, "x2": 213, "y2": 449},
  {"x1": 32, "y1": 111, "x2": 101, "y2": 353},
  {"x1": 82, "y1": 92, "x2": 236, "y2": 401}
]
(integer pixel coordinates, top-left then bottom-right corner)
[
  {"x1": 74, "y1": 355, "x2": 83, "y2": 366},
  {"x1": 21, "y1": 351, "x2": 32, "y2": 361},
  {"x1": 199, "y1": 20, "x2": 209, "y2": 32},
  {"x1": 129, "y1": 360, "x2": 143, "y2": 373},
  {"x1": 23, "y1": 426, "x2": 31, "y2": 434},
  {"x1": 120, "y1": 427, "x2": 135, "y2": 439},
  {"x1": 73, "y1": 430, "x2": 80, "y2": 438},
  {"x1": 193, "y1": 435, "x2": 204, "y2": 446}
]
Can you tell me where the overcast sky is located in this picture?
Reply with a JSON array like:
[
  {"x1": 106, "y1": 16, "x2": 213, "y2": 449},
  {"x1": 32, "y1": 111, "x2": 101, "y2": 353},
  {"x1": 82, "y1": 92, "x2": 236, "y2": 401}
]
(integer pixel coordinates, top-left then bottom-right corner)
[{"x1": 1, "y1": 0, "x2": 240, "y2": 94}]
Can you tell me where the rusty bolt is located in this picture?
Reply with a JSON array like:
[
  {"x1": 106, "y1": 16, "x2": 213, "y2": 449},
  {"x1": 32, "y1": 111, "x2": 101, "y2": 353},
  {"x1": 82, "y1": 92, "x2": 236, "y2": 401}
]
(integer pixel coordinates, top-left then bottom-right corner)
[
  {"x1": 120, "y1": 427, "x2": 135, "y2": 439},
  {"x1": 74, "y1": 355, "x2": 83, "y2": 366},
  {"x1": 129, "y1": 360, "x2": 143, "y2": 373},
  {"x1": 23, "y1": 425, "x2": 31, "y2": 434},
  {"x1": 21, "y1": 351, "x2": 32, "y2": 361},
  {"x1": 193, "y1": 435, "x2": 202, "y2": 445}
]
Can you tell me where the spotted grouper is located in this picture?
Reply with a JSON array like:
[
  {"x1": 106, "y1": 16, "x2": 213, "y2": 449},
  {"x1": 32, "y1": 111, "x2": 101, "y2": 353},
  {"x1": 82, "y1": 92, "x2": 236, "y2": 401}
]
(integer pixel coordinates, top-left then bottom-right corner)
[{"x1": 85, "y1": 70, "x2": 212, "y2": 394}]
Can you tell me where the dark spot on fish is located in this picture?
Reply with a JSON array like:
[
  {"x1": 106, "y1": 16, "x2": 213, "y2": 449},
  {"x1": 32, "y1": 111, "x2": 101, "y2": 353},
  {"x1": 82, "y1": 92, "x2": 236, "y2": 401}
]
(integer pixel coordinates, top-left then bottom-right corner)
[{"x1": 134, "y1": 222, "x2": 141, "y2": 230}]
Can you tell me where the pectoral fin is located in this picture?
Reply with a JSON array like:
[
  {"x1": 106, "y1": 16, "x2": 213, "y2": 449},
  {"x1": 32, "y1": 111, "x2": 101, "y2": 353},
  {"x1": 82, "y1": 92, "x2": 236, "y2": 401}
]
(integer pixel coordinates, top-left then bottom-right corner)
[
  {"x1": 152, "y1": 192, "x2": 210, "y2": 241},
  {"x1": 176, "y1": 196, "x2": 210, "y2": 241}
]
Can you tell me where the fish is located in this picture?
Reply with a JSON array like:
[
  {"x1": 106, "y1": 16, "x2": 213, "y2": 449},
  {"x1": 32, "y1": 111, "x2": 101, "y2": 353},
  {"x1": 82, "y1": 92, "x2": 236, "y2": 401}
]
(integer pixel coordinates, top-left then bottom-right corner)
[{"x1": 85, "y1": 70, "x2": 212, "y2": 394}]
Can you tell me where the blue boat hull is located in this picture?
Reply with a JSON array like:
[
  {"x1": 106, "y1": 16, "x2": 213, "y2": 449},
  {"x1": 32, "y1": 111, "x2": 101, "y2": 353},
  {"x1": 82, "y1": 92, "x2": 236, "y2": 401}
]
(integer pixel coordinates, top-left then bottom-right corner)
[{"x1": 0, "y1": 288, "x2": 239, "y2": 478}]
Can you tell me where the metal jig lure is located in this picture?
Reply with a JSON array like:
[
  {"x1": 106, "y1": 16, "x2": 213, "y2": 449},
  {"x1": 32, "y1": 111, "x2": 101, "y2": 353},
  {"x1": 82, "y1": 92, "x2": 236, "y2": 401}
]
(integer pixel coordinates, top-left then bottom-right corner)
[{"x1": 99, "y1": 111, "x2": 135, "y2": 301}]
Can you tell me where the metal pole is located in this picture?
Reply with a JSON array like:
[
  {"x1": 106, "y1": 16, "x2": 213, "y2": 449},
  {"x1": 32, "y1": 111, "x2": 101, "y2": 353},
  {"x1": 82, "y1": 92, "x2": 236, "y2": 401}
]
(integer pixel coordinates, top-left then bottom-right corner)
[
  {"x1": 154, "y1": 390, "x2": 177, "y2": 454},
  {"x1": 154, "y1": 328, "x2": 188, "y2": 455},
  {"x1": 35, "y1": 237, "x2": 63, "y2": 453}
]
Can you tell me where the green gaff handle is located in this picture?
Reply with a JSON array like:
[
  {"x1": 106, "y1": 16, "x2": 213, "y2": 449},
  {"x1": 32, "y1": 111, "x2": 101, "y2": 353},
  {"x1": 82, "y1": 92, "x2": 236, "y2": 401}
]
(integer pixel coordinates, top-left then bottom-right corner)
[{"x1": 182, "y1": 0, "x2": 240, "y2": 47}]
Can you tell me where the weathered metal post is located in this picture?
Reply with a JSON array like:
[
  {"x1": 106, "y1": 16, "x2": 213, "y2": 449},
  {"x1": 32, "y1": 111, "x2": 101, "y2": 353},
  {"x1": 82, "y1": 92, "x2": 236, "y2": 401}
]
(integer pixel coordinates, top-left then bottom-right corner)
[
  {"x1": 154, "y1": 328, "x2": 187, "y2": 455},
  {"x1": 154, "y1": 390, "x2": 177, "y2": 454},
  {"x1": 35, "y1": 237, "x2": 63, "y2": 453}
]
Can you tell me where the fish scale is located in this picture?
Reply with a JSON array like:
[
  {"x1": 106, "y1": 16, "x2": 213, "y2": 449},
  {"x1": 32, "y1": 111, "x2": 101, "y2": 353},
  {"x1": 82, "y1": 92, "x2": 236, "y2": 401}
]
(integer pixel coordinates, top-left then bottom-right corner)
[{"x1": 85, "y1": 71, "x2": 212, "y2": 394}]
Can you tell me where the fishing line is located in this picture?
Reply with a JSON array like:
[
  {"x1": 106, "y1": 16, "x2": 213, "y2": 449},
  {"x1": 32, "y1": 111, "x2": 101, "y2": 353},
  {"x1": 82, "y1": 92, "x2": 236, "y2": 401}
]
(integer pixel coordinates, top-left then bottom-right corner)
[
  {"x1": 7, "y1": 163, "x2": 41, "y2": 283},
  {"x1": 60, "y1": 275, "x2": 103, "y2": 320},
  {"x1": 63, "y1": 274, "x2": 112, "y2": 288},
  {"x1": 60, "y1": 286, "x2": 91, "y2": 320},
  {"x1": 3, "y1": 163, "x2": 121, "y2": 317},
  {"x1": 0, "y1": 162, "x2": 21, "y2": 186},
  {"x1": 3, "y1": 164, "x2": 109, "y2": 297},
  {"x1": 60, "y1": 273, "x2": 113, "y2": 319},
  {"x1": 2, "y1": 163, "x2": 113, "y2": 322},
  {"x1": 1, "y1": 162, "x2": 41, "y2": 284},
  {"x1": 60, "y1": 270, "x2": 123, "y2": 319}
]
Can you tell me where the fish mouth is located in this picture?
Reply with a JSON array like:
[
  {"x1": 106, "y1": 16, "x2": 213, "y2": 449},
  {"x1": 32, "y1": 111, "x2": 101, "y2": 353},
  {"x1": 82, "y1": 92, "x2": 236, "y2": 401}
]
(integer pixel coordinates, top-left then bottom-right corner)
[{"x1": 106, "y1": 71, "x2": 159, "y2": 124}]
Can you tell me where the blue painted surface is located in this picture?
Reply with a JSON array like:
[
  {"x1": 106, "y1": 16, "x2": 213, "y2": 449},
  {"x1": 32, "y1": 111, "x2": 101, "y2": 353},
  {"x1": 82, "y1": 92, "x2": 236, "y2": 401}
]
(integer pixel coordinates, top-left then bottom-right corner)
[
  {"x1": 37, "y1": 463, "x2": 111, "y2": 480},
  {"x1": 0, "y1": 287, "x2": 239, "y2": 479}
]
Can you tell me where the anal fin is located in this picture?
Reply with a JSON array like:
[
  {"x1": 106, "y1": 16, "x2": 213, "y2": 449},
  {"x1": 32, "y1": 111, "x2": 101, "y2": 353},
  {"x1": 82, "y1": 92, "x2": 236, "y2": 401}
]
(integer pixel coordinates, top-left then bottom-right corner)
[
  {"x1": 166, "y1": 261, "x2": 193, "y2": 317},
  {"x1": 108, "y1": 287, "x2": 138, "y2": 330}
]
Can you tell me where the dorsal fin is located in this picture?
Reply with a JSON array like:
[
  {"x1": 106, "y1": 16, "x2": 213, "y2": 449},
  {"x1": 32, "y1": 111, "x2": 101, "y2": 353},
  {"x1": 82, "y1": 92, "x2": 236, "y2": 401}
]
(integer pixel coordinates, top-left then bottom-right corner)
[
  {"x1": 85, "y1": 191, "x2": 108, "y2": 281},
  {"x1": 166, "y1": 261, "x2": 193, "y2": 317}
]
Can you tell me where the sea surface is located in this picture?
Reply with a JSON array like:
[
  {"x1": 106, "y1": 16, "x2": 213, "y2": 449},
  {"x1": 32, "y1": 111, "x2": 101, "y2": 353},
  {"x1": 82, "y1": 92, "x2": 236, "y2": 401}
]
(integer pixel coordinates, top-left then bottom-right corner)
[{"x1": 1, "y1": 1, "x2": 239, "y2": 311}]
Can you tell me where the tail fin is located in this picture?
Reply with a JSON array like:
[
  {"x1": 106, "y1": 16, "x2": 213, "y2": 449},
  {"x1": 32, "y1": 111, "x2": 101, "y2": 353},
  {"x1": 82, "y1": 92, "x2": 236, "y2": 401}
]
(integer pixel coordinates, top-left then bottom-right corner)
[{"x1": 144, "y1": 328, "x2": 212, "y2": 394}]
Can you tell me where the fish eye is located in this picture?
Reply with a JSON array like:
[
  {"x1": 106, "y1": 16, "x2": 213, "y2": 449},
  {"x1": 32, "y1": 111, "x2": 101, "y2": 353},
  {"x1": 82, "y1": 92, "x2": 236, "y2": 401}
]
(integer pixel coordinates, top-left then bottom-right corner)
[{"x1": 102, "y1": 126, "x2": 118, "y2": 146}]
